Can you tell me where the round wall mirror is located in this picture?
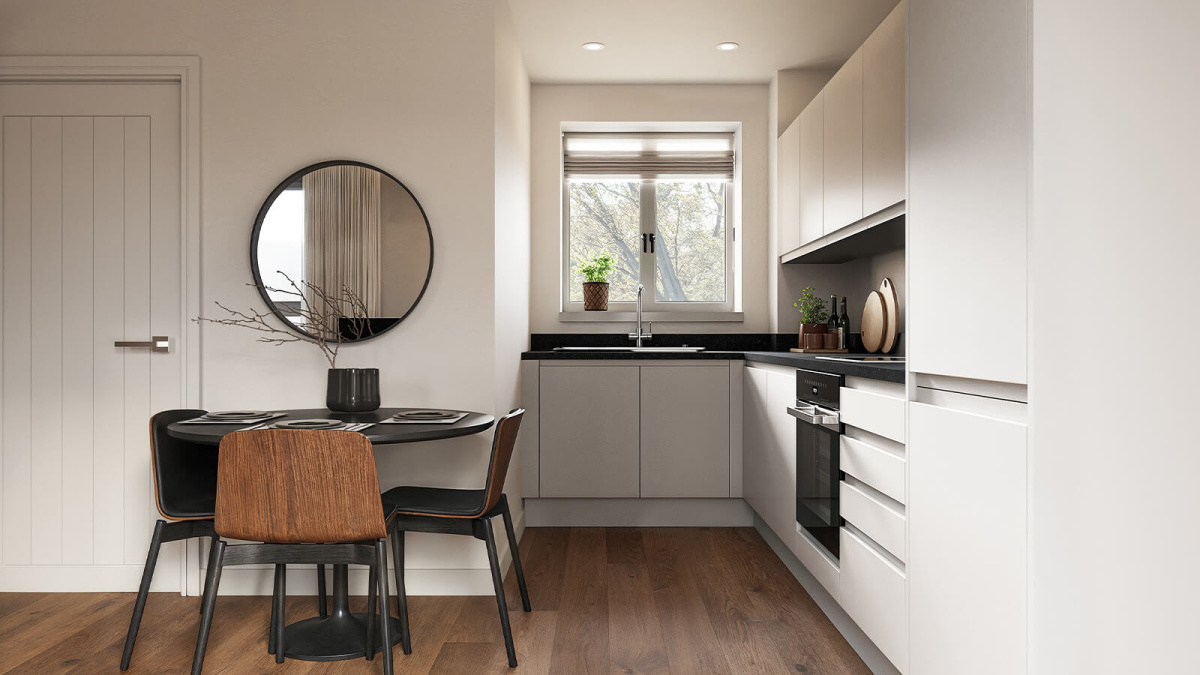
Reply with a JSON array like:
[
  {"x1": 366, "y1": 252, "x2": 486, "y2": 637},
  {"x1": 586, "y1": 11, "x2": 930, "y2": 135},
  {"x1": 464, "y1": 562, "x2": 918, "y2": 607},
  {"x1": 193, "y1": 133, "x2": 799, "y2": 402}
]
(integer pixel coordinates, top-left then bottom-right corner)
[{"x1": 250, "y1": 161, "x2": 433, "y2": 342}]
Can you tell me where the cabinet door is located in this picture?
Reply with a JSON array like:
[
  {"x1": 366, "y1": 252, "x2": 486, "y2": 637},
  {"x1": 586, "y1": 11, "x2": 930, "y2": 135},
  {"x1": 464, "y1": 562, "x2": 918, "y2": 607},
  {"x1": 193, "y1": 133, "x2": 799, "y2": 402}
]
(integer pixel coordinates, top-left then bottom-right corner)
[
  {"x1": 798, "y1": 93, "x2": 825, "y2": 246},
  {"x1": 909, "y1": 0, "x2": 1028, "y2": 384},
  {"x1": 777, "y1": 117, "x2": 801, "y2": 254},
  {"x1": 765, "y1": 369, "x2": 798, "y2": 549},
  {"x1": 909, "y1": 402, "x2": 1027, "y2": 675},
  {"x1": 742, "y1": 367, "x2": 770, "y2": 518},
  {"x1": 539, "y1": 365, "x2": 640, "y2": 498},
  {"x1": 863, "y1": 0, "x2": 906, "y2": 216},
  {"x1": 823, "y1": 47, "x2": 864, "y2": 234},
  {"x1": 640, "y1": 365, "x2": 730, "y2": 497}
]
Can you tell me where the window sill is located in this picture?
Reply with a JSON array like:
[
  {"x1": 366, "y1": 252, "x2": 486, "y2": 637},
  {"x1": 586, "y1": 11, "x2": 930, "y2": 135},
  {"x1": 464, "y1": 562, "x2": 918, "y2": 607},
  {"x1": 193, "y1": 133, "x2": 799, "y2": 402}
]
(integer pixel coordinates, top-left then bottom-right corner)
[{"x1": 559, "y1": 311, "x2": 744, "y2": 323}]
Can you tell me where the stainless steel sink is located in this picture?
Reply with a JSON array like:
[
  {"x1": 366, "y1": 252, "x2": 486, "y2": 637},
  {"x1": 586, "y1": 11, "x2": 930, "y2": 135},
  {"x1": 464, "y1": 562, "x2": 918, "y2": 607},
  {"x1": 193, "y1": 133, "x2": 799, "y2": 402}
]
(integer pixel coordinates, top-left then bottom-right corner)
[{"x1": 552, "y1": 346, "x2": 706, "y2": 353}]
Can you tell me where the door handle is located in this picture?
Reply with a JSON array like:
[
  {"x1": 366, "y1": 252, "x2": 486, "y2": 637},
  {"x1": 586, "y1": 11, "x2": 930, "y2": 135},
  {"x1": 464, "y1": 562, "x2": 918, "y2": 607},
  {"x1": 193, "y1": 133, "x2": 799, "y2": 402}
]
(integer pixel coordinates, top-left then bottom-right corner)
[
  {"x1": 787, "y1": 405, "x2": 839, "y2": 426},
  {"x1": 115, "y1": 336, "x2": 170, "y2": 353}
]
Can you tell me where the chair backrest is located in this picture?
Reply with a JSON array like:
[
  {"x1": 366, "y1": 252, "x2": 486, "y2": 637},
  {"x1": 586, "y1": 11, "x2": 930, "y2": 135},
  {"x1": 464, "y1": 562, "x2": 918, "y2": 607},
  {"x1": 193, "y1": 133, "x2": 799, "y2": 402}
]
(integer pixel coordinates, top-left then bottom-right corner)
[
  {"x1": 150, "y1": 409, "x2": 217, "y2": 521},
  {"x1": 479, "y1": 409, "x2": 525, "y2": 515},
  {"x1": 214, "y1": 429, "x2": 387, "y2": 543}
]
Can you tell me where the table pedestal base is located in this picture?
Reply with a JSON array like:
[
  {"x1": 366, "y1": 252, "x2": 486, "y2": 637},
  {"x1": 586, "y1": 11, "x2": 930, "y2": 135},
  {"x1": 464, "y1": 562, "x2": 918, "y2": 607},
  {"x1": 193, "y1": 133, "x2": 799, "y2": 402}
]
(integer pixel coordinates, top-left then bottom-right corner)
[{"x1": 281, "y1": 563, "x2": 402, "y2": 662}]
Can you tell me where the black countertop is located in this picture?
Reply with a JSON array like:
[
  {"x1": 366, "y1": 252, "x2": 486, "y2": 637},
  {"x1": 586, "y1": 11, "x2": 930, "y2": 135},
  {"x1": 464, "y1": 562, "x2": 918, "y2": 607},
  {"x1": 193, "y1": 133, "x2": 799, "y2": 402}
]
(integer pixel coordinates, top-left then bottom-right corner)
[
  {"x1": 522, "y1": 333, "x2": 906, "y2": 383},
  {"x1": 522, "y1": 344, "x2": 904, "y2": 384}
]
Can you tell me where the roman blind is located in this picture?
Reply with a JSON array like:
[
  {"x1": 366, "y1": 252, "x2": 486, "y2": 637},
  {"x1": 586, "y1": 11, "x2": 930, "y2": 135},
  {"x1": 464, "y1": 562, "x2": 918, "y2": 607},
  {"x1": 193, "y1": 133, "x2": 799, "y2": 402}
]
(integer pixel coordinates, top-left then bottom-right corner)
[{"x1": 563, "y1": 132, "x2": 735, "y2": 179}]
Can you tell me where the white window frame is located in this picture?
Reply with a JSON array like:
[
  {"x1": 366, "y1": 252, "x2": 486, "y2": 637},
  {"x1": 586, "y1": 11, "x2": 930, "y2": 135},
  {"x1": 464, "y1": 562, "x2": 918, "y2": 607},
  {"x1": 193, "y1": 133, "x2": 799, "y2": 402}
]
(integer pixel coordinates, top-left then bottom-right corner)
[{"x1": 559, "y1": 129, "x2": 741, "y2": 320}]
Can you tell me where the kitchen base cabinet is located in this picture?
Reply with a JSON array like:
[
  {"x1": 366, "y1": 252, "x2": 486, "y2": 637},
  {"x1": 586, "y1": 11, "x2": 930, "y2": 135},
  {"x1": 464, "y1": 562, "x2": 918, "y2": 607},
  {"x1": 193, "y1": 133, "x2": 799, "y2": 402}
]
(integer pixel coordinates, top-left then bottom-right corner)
[
  {"x1": 640, "y1": 365, "x2": 730, "y2": 497},
  {"x1": 909, "y1": 401, "x2": 1027, "y2": 675},
  {"x1": 841, "y1": 527, "x2": 908, "y2": 673},
  {"x1": 742, "y1": 366, "x2": 770, "y2": 518},
  {"x1": 538, "y1": 365, "x2": 640, "y2": 498},
  {"x1": 765, "y1": 367, "x2": 798, "y2": 553}
]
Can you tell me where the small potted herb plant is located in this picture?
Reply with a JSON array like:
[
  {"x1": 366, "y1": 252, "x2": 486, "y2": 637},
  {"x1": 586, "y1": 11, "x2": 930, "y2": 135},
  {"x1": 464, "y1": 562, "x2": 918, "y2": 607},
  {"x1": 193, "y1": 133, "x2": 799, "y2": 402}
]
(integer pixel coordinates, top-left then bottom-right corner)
[
  {"x1": 578, "y1": 251, "x2": 615, "y2": 311},
  {"x1": 793, "y1": 286, "x2": 829, "y2": 349}
]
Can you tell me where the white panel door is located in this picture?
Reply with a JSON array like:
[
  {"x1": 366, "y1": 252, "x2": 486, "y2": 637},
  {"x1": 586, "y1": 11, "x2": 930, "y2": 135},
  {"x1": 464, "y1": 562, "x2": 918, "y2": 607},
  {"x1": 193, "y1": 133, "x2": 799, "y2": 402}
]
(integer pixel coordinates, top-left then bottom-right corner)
[
  {"x1": 798, "y1": 93, "x2": 825, "y2": 246},
  {"x1": 765, "y1": 369, "x2": 797, "y2": 550},
  {"x1": 909, "y1": 401, "x2": 1027, "y2": 675},
  {"x1": 1, "y1": 83, "x2": 183, "y2": 591},
  {"x1": 862, "y1": 0, "x2": 907, "y2": 217}
]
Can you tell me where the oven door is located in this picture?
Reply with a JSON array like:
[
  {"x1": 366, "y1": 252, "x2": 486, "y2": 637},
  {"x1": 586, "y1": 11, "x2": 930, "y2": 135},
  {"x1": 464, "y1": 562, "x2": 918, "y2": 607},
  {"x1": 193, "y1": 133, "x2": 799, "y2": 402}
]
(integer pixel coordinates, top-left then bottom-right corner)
[{"x1": 790, "y1": 403, "x2": 842, "y2": 559}]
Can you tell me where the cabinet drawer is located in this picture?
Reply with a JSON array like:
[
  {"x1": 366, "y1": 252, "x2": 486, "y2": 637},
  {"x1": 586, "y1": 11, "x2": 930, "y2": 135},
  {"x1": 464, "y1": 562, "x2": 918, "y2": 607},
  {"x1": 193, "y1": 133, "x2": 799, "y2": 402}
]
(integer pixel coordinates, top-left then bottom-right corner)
[
  {"x1": 841, "y1": 480, "x2": 906, "y2": 561},
  {"x1": 841, "y1": 435, "x2": 906, "y2": 503},
  {"x1": 840, "y1": 386, "x2": 905, "y2": 443},
  {"x1": 794, "y1": 523, "x2": 840, "y2": 602},
  {"x1": 841, "y1": 527, "x2": 908, "y2": 672}
]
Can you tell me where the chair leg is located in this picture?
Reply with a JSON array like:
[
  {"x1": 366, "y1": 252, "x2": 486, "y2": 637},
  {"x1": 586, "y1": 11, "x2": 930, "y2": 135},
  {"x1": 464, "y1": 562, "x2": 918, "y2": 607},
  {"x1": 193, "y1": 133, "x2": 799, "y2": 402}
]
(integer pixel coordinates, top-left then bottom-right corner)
[
  {"x1": 500, "y1": 501, "x2": 532, "y2": 612},
  {"x1": 316, "y1": 564, "x2": 328, "y2": 617},
  {"x1": 375, "y1": 541, "x2": 395, "y2": 675},
  {"x1": 389, "y1": 528, "x2": 412, "y2": 655},
  {"x1": 484, "y1": 519, "x2": 518, "y2": 668},
  {"x1": 273, "y1": 562, "x2": 286, "y2": 664},
  {"x1": 120, "y1": 519, "x2": 166, "y2": 671},
  {"x1": 269, "y1": 564, "x2": 284, "y2": 655},
  {"x1": 199, "y1": 536, "x2": 218, "y2": 615},
  {"x1": 365, "y1": 564, "x2": 378, "y2": 661},
  {"x1": 191, "y1": 540, "x2": 226, "y2": 675}
]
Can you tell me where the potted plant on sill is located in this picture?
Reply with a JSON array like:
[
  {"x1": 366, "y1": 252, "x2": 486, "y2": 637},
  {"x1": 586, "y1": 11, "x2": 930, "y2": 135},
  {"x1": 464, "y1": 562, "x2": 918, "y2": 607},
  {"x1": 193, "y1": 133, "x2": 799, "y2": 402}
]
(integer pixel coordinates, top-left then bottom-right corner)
[
  {"x1": 578, "y1": 251, "x2": 615, "y2": 311},
  {"x1": 793, "y1": 286, "x2": 829, "y2": 350}
]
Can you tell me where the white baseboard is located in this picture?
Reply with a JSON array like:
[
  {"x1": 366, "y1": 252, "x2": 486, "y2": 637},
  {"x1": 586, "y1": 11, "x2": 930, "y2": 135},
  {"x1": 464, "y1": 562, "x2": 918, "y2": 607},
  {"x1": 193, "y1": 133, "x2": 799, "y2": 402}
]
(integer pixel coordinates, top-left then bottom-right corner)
[
  {"x1": 524, "y1": 498, "x2": 754, "y2": 527},
  {"x1": 0, "y1": 564, "x2": 179, "y2": 592},
  {"x1": 753, "y1": 514, "x2": 902, "y2": 675}
]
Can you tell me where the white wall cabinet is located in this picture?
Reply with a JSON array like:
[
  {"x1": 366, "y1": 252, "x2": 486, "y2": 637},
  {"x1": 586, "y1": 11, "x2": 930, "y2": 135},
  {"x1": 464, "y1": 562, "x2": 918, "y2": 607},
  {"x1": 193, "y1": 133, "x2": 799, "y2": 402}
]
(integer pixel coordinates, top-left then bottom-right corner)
[
  {"x1": 909, "y1": 401, "x2": 1027, "y2": 675},
  {"x1": 908, "y1": 0, "x2": 1028, "y2": 384},
  {"x1": 538, "y1": 365, "x2": 641, "y2": 497},
  {"x1": 822, "y1": 47, "x2": 864, "y2": 234},
  {"x1": 783, "y1": 0, "x2": 906, "y2": 253},
  {"x1": 777, "y1": 116, "x2": 802, "y2": 254},
  {"x1": 640, "y1": 365, "x2": 730, "y2": 497},
  {"x1": 862, "y1": 1, "x2": 907, "y2": 217},
  {"x1": 798, "y1": 92, "x2": 825, "y2": 246}
]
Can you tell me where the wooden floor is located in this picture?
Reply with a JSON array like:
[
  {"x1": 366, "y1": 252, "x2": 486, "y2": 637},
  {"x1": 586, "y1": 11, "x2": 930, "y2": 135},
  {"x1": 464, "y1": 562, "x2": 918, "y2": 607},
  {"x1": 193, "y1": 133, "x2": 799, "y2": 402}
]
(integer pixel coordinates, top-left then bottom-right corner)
[{"x1": 0, "y1": 527, "x2": 868, "y2": 674}]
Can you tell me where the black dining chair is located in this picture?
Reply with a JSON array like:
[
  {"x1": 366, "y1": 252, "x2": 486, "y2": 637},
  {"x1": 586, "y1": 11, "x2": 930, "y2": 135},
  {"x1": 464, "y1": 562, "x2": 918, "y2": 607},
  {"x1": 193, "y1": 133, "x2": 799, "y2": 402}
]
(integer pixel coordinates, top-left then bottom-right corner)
[
  {"x1": 119, "y1": 410, "x2": 329, "y2": 671},
  {"x1": 380, "y1": 408, "x2": 531, "y2": 667},
  {"x1": 191, "y1": 429, "x2": 397, "y2": 675}
]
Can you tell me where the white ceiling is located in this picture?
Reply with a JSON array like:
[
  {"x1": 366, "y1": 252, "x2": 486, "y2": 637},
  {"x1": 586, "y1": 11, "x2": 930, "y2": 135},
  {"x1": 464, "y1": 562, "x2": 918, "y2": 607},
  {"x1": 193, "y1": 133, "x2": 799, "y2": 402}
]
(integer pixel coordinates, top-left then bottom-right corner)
[{"x1": 507, "y1": 0, "x2": 901, "y2": 84}]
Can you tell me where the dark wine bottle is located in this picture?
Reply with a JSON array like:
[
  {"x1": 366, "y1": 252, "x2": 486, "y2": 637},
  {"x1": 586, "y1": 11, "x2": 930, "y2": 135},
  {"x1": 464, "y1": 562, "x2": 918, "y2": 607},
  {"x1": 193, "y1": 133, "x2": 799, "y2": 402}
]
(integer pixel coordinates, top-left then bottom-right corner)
[
  {"x1": 827, "y1": 295, "x2": 839, "y2": 339},
  {"x1": 839, "y1": 297, "x2": 850, "y2": 350}
]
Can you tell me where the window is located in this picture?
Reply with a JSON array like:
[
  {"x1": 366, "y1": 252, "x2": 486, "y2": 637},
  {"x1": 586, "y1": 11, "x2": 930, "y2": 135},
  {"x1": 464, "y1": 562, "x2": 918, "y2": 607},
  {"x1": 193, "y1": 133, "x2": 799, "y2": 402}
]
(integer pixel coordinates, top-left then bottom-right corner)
[{"x1": 562, "y1": 132, "x2": 736, "y2": 314}]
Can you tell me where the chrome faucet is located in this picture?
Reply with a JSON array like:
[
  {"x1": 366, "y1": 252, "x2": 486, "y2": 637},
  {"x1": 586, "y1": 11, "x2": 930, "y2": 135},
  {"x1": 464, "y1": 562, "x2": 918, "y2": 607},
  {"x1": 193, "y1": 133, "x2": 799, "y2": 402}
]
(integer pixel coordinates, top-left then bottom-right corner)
[{"x1": 628, "y1": 284, "x2": 653, "y2": 347}]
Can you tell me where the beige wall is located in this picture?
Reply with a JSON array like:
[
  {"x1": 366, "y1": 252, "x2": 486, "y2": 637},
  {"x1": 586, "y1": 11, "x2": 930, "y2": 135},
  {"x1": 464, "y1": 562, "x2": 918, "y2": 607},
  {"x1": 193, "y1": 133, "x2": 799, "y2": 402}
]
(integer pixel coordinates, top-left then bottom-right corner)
[
  {"x1": 1, "y1": 0, "x2": 530, "y2": 594},
  {"x1": 492, "y1": 0, "x2": 531, "y2": 499},
  {"x1": 530, "y1": 83, "x2": 770, "y2": 333}
]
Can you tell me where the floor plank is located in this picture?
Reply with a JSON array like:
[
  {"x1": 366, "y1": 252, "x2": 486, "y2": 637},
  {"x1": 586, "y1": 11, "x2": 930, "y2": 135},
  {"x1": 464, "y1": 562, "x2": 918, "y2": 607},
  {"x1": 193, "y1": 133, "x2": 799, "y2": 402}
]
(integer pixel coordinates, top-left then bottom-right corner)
[{"x1": 0, "y1": 527, "x2": 870, "y2": 675}]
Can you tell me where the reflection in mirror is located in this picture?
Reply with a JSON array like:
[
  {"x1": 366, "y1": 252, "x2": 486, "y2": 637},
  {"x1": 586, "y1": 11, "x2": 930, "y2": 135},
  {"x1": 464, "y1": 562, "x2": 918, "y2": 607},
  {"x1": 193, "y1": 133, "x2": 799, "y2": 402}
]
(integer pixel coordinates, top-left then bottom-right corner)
[{"x1": 252, "y1": 162, "x2": 433, "y2": 342}]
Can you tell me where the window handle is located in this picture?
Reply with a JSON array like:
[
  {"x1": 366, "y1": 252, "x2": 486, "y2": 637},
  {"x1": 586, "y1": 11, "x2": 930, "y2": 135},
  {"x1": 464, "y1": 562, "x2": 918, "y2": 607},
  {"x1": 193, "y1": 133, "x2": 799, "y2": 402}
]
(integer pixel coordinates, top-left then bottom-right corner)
[
  {"x1": 649, "y1": 233, "x2": 656, "y2": 253},
  {"x1": 642, "y1": 233, "x2": 648, "y2": 253}
]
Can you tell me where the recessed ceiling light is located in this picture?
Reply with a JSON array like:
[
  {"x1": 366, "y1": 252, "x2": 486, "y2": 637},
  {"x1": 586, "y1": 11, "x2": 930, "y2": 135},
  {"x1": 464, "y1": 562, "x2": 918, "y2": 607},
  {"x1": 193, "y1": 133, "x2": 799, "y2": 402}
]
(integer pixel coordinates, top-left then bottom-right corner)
[
  {"x1": 582, "y1": 42, "x2": 605, "y2": 51},
  {"x1": 716, "y1": 42, "x2": 740, "y2": 51}
]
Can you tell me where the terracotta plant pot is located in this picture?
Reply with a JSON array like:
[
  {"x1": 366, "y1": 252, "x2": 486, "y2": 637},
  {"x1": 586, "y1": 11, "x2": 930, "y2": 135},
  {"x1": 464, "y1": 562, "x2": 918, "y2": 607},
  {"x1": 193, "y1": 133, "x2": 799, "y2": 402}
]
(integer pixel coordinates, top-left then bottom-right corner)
[
  {"x1": 583, "y1": 282, "x2": 609, "y2": 311},
  {"x1": 798, "y1": 322, "x2": 827, "y2": 349}
]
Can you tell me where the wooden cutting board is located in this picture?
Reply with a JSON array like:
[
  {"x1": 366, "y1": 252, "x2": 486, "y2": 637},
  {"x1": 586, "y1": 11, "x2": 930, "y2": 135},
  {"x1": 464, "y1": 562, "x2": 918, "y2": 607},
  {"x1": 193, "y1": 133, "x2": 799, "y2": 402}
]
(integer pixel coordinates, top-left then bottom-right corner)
[
  {"x1": 879, "y1": 277, "x2": 899, "y2": 353},
  {"x1": 861, "y1": 290, "x2": 888, "y2": 353}
]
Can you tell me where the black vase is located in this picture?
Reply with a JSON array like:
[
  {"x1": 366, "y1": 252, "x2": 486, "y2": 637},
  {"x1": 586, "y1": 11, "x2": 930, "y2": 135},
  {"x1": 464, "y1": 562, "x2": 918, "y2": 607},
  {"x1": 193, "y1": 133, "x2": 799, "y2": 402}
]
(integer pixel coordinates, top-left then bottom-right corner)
[{"x1": 326, "y1": 368, "x2": 381, "y2": 412}]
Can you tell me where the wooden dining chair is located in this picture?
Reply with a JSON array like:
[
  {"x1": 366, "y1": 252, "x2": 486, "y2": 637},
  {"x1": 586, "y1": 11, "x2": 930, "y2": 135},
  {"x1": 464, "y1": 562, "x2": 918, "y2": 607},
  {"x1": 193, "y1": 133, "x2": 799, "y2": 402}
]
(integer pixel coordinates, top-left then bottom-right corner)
[
  {"x1": 191, "y1": 429, "x2": 396, "y2": 675},
  {"x1": 380, "y1": 408, "x2": 530, "y2": 668},
  {"x1": 120, "y1": 411, "x2": 329, "y2": 671}
]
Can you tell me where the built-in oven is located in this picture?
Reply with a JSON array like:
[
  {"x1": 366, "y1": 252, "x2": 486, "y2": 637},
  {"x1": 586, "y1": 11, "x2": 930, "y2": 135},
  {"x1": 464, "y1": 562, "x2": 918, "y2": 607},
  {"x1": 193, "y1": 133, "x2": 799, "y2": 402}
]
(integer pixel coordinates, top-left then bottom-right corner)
[{"x1": 789, "y1": 369, "x2": 844, "y2": 560}]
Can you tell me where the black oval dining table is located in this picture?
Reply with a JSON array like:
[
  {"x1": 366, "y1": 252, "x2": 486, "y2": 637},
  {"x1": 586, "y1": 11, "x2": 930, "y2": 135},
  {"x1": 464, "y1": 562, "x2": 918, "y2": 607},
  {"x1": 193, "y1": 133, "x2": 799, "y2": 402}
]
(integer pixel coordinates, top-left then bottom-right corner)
[{"x1": 166, "y1": 407, "x2": 496, "y2": 662}]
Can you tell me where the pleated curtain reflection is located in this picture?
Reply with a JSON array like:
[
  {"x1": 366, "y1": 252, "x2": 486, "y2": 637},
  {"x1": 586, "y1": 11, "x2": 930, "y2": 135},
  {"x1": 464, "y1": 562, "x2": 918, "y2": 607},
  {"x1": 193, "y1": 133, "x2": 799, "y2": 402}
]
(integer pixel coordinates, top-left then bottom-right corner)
[{"x1": 303, "y1": 165, "x2": 382, "y2": 337}]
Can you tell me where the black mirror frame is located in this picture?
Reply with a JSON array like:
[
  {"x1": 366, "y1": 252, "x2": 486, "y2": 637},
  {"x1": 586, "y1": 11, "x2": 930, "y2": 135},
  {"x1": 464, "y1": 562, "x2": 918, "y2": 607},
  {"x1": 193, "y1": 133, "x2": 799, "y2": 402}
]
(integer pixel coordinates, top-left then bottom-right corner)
[{"x1": 248, "y1": 159, "x2": 434, "y2": 343}]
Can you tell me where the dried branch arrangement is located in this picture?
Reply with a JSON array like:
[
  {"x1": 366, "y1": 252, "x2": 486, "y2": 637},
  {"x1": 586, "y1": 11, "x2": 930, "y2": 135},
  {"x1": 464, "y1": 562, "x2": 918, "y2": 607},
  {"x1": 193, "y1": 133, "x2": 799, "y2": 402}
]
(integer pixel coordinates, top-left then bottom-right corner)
[{"x1": 194, "y1": 272, "x2": 372, "y2": 368}]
